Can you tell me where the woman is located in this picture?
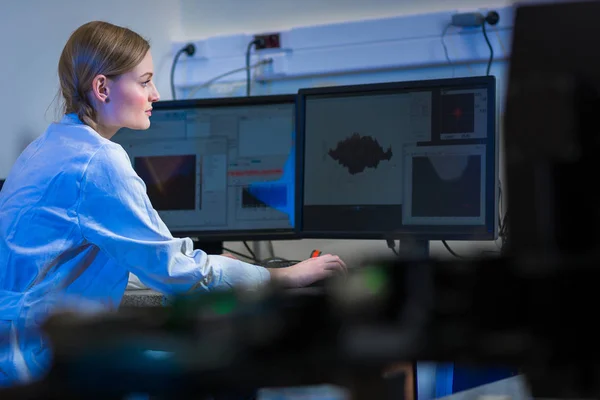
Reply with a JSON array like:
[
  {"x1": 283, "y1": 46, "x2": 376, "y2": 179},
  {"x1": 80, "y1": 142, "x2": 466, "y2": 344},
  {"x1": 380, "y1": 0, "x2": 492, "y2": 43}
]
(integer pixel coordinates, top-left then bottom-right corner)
[{"x1": 0, "y1": 21, "x2": 346, "y2": 386}]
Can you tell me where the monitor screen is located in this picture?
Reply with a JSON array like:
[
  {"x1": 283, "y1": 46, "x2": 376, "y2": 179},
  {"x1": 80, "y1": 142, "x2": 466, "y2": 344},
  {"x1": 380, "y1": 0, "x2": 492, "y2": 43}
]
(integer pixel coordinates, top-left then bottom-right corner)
[
  {"x1": 297, "y1": 76, "x2": 498, "y2": 240},
  {"x1": 112, "y1": 95, "x2": 298, "y2": 241}
]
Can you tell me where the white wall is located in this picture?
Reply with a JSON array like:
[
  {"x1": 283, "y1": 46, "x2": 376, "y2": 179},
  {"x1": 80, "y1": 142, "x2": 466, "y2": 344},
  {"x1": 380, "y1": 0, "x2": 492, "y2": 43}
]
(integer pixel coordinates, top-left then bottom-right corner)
[
  {"x1": 179, "y1": 0, "x2": 512, "y2": 38},
  {"x1": 178, "y1": 0, "x2": 557, "y2": 39},
  {"x1": 0, "y1": 0, "x2": 183, "y2": 178}
]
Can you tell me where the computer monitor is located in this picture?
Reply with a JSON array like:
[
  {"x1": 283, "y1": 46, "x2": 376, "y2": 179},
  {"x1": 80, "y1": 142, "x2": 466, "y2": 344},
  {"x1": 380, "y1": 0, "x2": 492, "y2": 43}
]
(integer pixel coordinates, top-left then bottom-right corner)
[
  {"x1": 296, "y1": 76, "x2": 498, "y2": 243},
  {"x1": 112, "y1": 95, "x2": 298, "y2": 251}
]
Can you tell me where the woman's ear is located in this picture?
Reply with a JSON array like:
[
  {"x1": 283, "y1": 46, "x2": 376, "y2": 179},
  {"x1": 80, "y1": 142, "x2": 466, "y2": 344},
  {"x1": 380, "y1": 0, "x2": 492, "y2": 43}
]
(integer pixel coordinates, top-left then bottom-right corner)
[{"x1": 91, "y1": 75, "x2": 110, "y2": 104}]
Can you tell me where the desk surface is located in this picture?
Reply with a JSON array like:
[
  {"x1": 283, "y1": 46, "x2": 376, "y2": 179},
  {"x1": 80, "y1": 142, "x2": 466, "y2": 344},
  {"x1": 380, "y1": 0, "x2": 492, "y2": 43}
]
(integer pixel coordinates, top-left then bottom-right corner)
[
  {"x1": 121, "y1": 286, "x2": 326, "y2": 307},
  {"x1": 121, "y1": 289, "x2": 164, "y2": 307}
]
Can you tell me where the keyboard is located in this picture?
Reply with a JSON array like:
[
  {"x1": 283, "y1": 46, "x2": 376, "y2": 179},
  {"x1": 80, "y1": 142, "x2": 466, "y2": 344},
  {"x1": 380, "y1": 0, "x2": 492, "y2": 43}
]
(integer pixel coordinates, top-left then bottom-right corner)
[{"x1": 258, "y1": 258, "x2": 298, "y2": 269}]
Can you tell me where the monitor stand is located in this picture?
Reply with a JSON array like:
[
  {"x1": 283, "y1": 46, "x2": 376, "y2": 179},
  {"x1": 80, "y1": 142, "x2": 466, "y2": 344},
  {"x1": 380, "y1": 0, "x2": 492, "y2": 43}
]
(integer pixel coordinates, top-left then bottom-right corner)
[
  {"x1": 192, "y1": 240, "x2": 224, "y2": 255},
  {"x1": 399, "y1": 238, "x2": 430, "y2": 258}
]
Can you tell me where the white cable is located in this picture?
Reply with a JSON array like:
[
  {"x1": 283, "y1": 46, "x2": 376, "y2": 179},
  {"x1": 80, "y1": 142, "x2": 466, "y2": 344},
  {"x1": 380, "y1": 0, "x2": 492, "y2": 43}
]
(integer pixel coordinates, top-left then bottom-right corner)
[
  {"x1": 185, "y1": 59, "x2": 272, "y2": 99},
  {"x1": 493, "y1": 27, "x2": 507, "y2": 59}
]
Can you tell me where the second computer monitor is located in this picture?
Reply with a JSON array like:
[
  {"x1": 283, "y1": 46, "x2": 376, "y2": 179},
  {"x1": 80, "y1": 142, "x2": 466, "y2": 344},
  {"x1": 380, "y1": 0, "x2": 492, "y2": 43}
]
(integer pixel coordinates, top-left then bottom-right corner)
[
  {"x1": 112, "y1": 95, "x2": 297, "y2": 241},
  {"x1": 297, "y1": 76, "x2": 498, "y2": 240}
]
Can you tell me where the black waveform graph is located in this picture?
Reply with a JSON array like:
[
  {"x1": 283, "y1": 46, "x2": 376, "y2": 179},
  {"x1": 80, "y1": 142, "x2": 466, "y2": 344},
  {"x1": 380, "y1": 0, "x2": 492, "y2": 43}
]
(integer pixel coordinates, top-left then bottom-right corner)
[{"x1": 328, "y1": 133, "x2": 393, "y2": 175}]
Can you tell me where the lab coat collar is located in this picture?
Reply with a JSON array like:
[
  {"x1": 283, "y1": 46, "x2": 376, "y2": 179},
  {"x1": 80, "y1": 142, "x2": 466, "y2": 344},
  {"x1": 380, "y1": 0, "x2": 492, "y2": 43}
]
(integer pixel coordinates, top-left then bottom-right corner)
[{"x1": 60, "y1": 113, "x2": 84, "y2": 125}]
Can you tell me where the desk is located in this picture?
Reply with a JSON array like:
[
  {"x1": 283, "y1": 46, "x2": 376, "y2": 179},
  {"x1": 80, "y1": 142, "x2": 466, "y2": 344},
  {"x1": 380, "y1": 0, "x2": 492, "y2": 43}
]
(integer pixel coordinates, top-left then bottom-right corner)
[
  {"x1": 120, "y1": 289, "x2": 164, "y2": 307},
  {"x1": 120, "y1": 287, "x2": 326, "y2": 307}
]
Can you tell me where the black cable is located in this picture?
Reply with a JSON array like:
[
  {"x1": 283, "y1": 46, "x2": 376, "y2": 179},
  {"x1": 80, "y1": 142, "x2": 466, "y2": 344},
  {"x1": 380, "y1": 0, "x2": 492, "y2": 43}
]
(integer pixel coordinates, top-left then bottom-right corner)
[
  {"x1": 185, "y1": 59, "x2": 272, "y2": 99},
  {"x1": 498, "y1": 183, "x2": 503, "y2": 231},
  {"x1": 442, "y1": 240, "x2": 465, "y2": 258},
  {"x1": 386, "y1": 239, "x2": 400, "y2": 257},
  {"x1": 243, "y1": 241, "x2": 257, "y2": 261},
  {"x1": 481, "y1": 22, "x2": 493, "y2": 76},
  {"x1": 260, "y1": 257, "x2": 301, "y2": 265},
  {"x1": 245, "y1": 39, "x2": 263, "y2": 96},
  {"x1": 267, "y1": 240, "x2": 275, "y2": 258},
  {"x1": 499, "y1": 209, "x2": 509, "y2": 242},
  {"x1": 170, "y1": 50, "x2": 185, "y2": 100},
  {"x1": 170, "y1": 44, "x2": 196, "y2": 100}
]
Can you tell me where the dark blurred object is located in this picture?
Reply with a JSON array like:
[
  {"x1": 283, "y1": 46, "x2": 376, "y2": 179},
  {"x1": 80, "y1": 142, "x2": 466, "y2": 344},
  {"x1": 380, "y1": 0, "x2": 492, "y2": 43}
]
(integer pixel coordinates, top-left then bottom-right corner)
[
  {"x1": 4, "y1": 255, "x2": 598, "y2": 399},
  {"x1": 504, "y1": 0, "x2": 600, "y2": 259},
  {"x1": 10, "y1": 254, "x2": 600, "y2": 399},
  {"x1": 5, "y1": 282, "x2": 414, "y2": 400}
]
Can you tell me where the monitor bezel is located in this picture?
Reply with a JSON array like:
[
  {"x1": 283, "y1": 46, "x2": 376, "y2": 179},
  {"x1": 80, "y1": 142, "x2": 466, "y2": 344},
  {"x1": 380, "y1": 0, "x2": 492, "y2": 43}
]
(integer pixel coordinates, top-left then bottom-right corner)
[
  {"x1": 296, "y1": 76, "x2": 499, "y2": 241},
  {"x1": 119, "y1": 94, "x2": 300, "y2": 242}
]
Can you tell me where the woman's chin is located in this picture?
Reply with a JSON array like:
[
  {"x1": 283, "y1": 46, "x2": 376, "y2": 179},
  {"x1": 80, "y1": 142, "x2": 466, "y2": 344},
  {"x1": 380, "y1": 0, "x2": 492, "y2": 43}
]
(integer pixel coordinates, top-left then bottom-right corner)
[{"x1": 127, "y1": 119, "x2": 151, "y2": 131}]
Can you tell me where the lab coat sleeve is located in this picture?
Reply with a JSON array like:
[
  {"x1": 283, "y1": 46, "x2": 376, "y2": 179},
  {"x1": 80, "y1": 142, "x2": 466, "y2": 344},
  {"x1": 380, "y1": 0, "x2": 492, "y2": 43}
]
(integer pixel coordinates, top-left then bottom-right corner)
[{"x1": 76, "y1": 144, "x2": 271, "y2": 294}]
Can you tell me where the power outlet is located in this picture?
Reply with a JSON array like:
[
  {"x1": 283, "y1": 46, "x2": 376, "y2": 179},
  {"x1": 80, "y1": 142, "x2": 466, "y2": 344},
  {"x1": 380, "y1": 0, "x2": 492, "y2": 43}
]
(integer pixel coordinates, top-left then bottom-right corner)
[{"x1": 254, "y1": 33, "x2": 281, "y2": 50}]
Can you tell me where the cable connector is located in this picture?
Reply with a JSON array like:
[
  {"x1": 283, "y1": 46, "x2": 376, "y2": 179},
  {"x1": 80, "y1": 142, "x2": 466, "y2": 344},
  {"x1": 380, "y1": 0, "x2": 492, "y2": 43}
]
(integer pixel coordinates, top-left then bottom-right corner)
[
  {"x1": 451, "y1": 11, "x2": 500, "y2": 27},
  {"x1": 181, "y1": 43, "x2": 196, "y2": 57},
  {"x1": 386, "y1": 239, "x2": 400, "y2": 257},
  {"x1": 452, "y1": 12, "x2": 485, "y2": 27},
  {"x1": 449, "y1": 10, "x2": 499, "y2": 76},
  {"x1": 485, "y1": 11, "x2": 500, "y2": 26},
  {"x1": 170, "y1": 43, "x2": 197, "y2": 100}
]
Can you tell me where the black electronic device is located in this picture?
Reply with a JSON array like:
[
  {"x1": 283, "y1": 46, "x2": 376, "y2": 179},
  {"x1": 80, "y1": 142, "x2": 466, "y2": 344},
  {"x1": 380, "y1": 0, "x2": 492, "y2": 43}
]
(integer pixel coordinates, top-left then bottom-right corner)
[
  {"x1": 113, "y1": 95, "x2": 298, "y2": 253},
  {"x1": 296, "y1": 76, "x2": 499, "y2": 251}
]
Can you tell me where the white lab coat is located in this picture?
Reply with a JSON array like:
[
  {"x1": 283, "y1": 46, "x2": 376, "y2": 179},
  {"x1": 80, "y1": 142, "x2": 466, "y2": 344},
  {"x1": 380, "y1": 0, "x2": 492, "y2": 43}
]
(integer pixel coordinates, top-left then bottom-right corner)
[{"x1": 0, "y1": 114, "x2": 270, "y2": 385}]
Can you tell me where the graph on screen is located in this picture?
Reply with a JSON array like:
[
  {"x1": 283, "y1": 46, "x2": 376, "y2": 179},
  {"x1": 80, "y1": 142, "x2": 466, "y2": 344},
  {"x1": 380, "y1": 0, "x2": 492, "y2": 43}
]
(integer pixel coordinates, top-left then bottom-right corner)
[
  {"x1": 411, "y1": 154, "x2": 481, "y2": 217},
  {"x1": 328, "y1": 132, "x2": 393, "y2": 175},
  {"x1": 440, "y1": 89, "x2": 488, "y2": 140}
]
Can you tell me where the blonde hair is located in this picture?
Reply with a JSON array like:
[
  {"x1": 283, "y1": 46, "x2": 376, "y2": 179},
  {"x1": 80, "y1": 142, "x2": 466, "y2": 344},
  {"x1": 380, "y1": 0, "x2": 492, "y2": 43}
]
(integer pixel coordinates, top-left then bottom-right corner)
[{"x1": 58, "y1": 21, "x2": 150, "y2": 129}]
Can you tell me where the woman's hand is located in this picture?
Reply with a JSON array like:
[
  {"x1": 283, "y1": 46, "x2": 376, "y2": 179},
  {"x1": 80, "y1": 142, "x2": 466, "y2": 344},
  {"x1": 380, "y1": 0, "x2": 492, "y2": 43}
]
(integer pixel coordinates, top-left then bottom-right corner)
[{"x1": 268, "y1": 254, "x2": 347, "y2": 288}]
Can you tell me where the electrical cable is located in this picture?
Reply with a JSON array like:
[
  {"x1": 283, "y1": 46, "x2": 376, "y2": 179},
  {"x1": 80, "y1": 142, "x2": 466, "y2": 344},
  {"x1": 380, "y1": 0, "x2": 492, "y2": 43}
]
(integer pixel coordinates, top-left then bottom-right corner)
[
  {"x1": 245, "y1": 38, "x2": 263, "y2": 96},
  {"x1": 498, "y1": 183, "x2": 503, "y2": 232},
  {"x1": 386, "y1": 239, "x2": 400, "y2": 257},
  {"x1": 495, "y1": 183, "x2": 504, "y2": 250},
  {"x1": 497, "y1": 181, "x2": 510, "y2": 252},
  {"x1": 170, "y1": 43, "x2": 196, "y2": 100},
  {"x1": 481, "y1": 21, "x2": 494, "y2": 76},
  {"x1": 243, "y1": 241, "x2": 258, "y2": 261},
  {"x1": 185, "y1": 59, "x2": 272, "y2": 99},
  {"x1": 442, "y1": 240, "x2": 465, "y2": 258},
  {"x1": 493, "y1": 27, "x2": 507, "y2": 59},
  {"x1": 441, "y1": 23, "x2": 455, "y2": 77},
  {"x1": 499, "y1": 209, "x2": 510, "y2": 251},
  {"x1": 267, "y1": 241, "x2": 275, "y2": 258},
  {"x1": 260, "y1": 257, "x2": 301, "y2": 265}
]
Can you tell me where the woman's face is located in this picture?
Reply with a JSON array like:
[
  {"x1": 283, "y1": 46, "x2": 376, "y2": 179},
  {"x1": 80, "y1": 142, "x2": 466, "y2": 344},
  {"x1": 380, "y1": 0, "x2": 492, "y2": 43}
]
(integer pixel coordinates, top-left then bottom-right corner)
[{"x1": 97, "y1": 50, "x2": 160, "y2": 136}]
